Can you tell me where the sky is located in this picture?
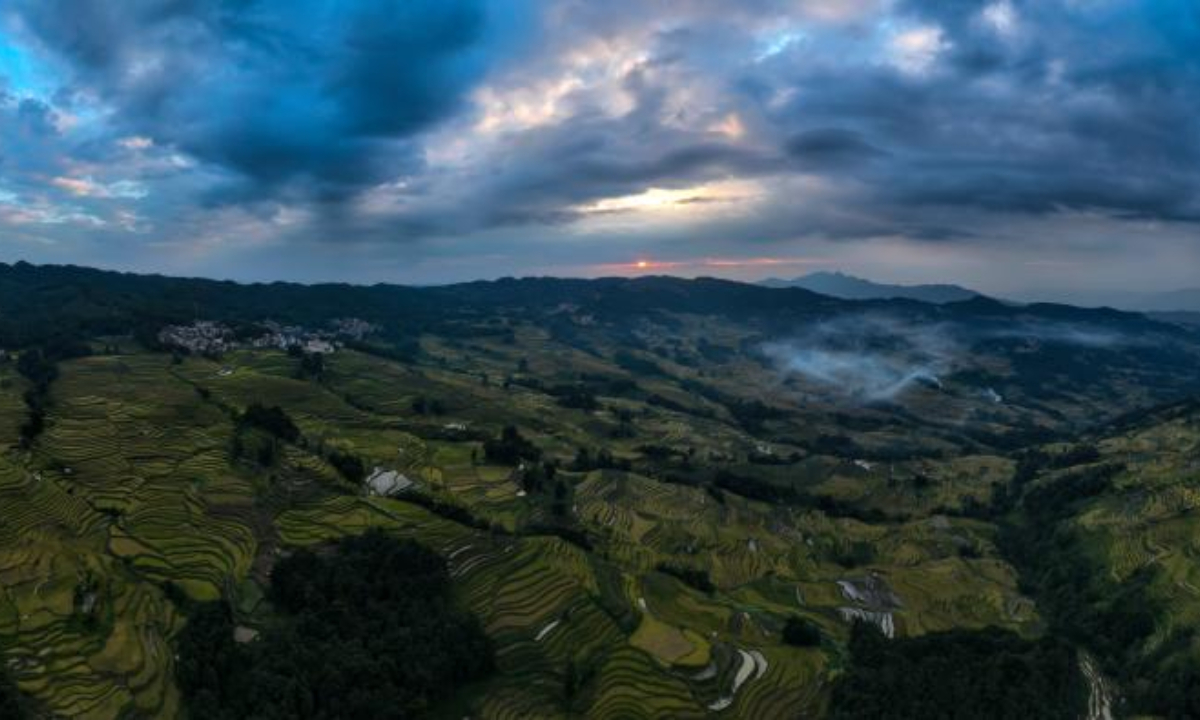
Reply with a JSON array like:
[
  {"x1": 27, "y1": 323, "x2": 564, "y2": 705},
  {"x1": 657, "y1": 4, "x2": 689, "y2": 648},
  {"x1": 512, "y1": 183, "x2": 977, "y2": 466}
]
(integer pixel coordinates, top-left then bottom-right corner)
[{"x1": 0, "y1": 0, "x2": 1197, "y2": 300}]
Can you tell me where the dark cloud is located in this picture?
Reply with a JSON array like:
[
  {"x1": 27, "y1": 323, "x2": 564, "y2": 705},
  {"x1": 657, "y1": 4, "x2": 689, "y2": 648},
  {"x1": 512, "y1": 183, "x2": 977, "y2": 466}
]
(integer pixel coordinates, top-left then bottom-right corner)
[
  {"x1": 755, "y1": 0, "x2": 1200, "y2": 225},
  {"x1": 15, "y1": 98, "x2": 58, "y2": 137},
  {"x1": 785, "y1": 129, "x2": 887, "y2": 169},
  {"x1": 0, "y1": 95, "x2": 67, "y2": 185},
  {"x1": 13, "y1": 0, "x2": 500, "y2": 199},
  {"x1": 285, "y1": 0, "x2": 1200, "y2": 247},
  {"x1": 1, "y1": 0, "x2": 1199, "y2": 289}
]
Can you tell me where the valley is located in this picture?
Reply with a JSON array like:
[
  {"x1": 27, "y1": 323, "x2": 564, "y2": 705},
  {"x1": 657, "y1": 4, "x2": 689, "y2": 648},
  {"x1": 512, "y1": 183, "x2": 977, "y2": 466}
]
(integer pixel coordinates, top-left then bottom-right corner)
[{"x1": 0, "y1": 265, "x2": 1198, "y2": 718}]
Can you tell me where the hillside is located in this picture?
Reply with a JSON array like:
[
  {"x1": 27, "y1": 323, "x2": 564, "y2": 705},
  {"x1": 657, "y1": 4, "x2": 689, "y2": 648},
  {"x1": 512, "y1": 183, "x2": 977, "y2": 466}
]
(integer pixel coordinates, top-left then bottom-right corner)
[
  {"x1": 760, "y1": 271, "x2": 981, "y2": 304},
  {"x1": 0, "y1": 263, "x2": 1197, "y2": 718},
  {"x1": 1001, "y1": 400, "x2": 1200, "y2": 716}
]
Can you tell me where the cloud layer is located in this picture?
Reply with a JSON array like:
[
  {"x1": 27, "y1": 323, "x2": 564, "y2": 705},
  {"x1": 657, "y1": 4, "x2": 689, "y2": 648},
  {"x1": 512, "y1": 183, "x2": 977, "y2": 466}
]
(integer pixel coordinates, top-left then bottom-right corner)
[
  {"x1": 763, "y1": 315, "x2": 957, "y2": 401},
  {"x1": 1, "y1": 0, "x2": 1198, "y2": 291},
  {"x1": 761, "y1": 313, "x2": 1141, "y2": 402}
]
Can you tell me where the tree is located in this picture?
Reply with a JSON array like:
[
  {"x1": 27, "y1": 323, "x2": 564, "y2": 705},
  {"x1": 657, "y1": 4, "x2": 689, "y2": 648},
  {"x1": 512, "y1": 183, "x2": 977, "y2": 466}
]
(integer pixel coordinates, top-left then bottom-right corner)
[
  {"x1": 564, "y1": 660, "x2": 578, "y2": 703},
  {"x1": 0, "y1": 665, "x2": 32, "y2": 719},
  {"x1": 176, "y1": 531, "x2": 494, "y2": 720},
  {"x1": 552, "y1": 480, "x2": 570, "y2": 517},
  {"x1": 655, "y1": 563, "x2": 715, "y2": 594},
  {"x1": 483, "y1": 426, "x2": 540, "y2": 466},
  {"x1": 298, "y1": 353, "x2": 325, "y2": 380},
  {"x1": 239, "y1": 404, "x2": 300, "y2": 443},
  {"x1": 830, "y1": 622, "x2": 1086, "y2": 720},
  {"x1": 327, "y1": 449, "x2": 366, "y2": 484},
  {"x1": 782, "y1": 616, "x2": 822, "y2": 647}
]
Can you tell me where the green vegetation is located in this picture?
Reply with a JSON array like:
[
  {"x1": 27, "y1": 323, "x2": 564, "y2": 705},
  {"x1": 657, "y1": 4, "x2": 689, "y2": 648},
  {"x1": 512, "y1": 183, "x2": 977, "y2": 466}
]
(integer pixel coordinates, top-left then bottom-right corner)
[
  {"x1": 0, "y1": 663, "x2": 33, "y2": 719},
  {"x1": 483, "y1": 425, "x2": 541, "y2": 465},
  {"x1": 326, "y1": 447, "x2": 366, "y2": 484},
  {"x1": 239, "y1": 403, "x2": 301, "y2": 443},
  {"x1": 176, "y1": 531, "x2": 493, "y2": 719},
  {"x1": 782, "y1": 617, "x2": 822, "y2": 647},
  {"x1": 14, "y1": 340, "x2": 90, "y2": 446},
  {"x1": 830, "y1": 622, "x2": 1086, "y2": 719},
  {"x1": 655, "y1": 563, "x2": 716, "y2": 594},
  {"x1": 2, "y1": 263, "x2": 1200, "y2": 718},
  {"x1": 999, "y1": 406, "x2": 1200, "y2": 717}
]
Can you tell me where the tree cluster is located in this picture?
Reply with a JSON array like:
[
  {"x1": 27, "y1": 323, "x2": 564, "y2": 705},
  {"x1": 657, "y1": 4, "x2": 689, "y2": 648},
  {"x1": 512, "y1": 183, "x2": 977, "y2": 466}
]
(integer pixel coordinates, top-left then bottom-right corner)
[
  {"x1": 569, "y1": 447, "x2": 631, "y2": 472},
  {"x1": 830, "y1": 622, "x2": 1086, "y2": 719},
  {"x1": 410, "y1": 395, "x2": 445, "y2": 416},
  {"x1": 654, "y1": 562, "x2": 715, "y2": 594},
  {"x1": 998, "y1": 459, "x2": 1200, "y2": 716},
  {"x1": 239, "y1": 403, "x2": 300, "y2": 443},
  {"x1": 781, "y1": 616, "x2": 822, "y2": 647},
  {"x1": 176, "y1": 531, "x2": 494, "y2": 720},
  {"x1": 325, "y1": 448, "x2": 366, "y2": 484},
  {"x1": 711, "y1": 470, "x2": 900, "y2": 523},
  {"x1": 0, "y1": 664, "x2": 32, "y2": 719},
  {"x1": 15, "y1": 340, "x2": 90, "y2": 446},
  {"x1": 483, "y1": 426, "x2": 540, "y2": 466},
  {"x1": 295, "y1": 351, "x2": 325, "y2": 380},
  {"x1": 550, "y1": 385, "x2": 600, "y2": 411}
]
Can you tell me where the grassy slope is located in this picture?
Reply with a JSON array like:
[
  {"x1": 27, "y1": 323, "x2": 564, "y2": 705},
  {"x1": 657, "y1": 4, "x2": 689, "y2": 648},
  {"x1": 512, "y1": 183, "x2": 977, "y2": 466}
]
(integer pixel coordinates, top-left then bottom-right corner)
[
  {"x1": 1004, "y1": 405, "x2": 1200, "y2": 713},
  {"x1": 3, "y1": 304, "x2": 1186, "y2": 718}
]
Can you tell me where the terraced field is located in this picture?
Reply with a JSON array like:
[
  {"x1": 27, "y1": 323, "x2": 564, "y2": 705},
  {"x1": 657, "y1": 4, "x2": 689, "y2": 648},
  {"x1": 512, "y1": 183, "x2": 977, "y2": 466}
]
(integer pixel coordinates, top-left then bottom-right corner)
[
  {"x1": 3, "y1": 301, "x2": 1191, "y2": 719},
  {"x1": 1040, "y1": 409, "x2": 1200, "y2": 693},
  {"x1": 0, "y1": 365, "x2": 26, "y2": 448},
  {"x1": 0, "y1": 340, "x2": 1043, "y2": 718},
  {"x1": 0, "y1": 447, "x2": 183, "y2": 718}
]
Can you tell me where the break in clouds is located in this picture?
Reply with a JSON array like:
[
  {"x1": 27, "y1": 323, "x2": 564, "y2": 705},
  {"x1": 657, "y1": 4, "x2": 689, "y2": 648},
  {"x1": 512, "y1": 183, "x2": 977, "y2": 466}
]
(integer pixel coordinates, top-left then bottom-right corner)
[{"x1": 1, "y1": 0, "x2": 1199, "y2": 287}]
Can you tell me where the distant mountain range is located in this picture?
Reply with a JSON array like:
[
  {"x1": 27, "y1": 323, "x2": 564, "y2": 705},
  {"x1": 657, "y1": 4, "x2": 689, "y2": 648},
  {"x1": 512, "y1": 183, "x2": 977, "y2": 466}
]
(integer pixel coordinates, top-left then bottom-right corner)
[
  {"x1": 1091, "y1": 288, "x2": 1200, "y2": 313},
  {"x1": 761, "y1": 271, "x2": 1200, "y2": 317},
  {"x1": 760, "y1": 271, "x2": 981, "y2": 304},
  {"x1": 0, "y1": 262, "x2": 1180, "y2": 351}
]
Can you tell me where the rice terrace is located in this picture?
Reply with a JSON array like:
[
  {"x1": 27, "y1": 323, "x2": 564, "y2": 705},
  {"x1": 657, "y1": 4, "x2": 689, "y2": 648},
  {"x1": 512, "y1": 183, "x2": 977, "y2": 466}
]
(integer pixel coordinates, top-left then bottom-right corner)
[
  {"x1": 3, "y1": 0, "x2": 1200, "y2": 718},
  {"x1": 0, "y1": 265, "x2": 1196, "y2": 718}
]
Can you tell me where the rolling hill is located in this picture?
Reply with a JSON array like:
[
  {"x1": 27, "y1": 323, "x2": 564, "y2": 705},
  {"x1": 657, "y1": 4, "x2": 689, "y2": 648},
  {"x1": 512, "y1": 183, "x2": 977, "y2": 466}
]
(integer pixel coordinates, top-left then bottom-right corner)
[
  {"x1": 0, "y1": 262, "x2": 1197, "y2": 718},
  {"x1": 760, "y1": 271, "x2": 981, "y2": 304}
]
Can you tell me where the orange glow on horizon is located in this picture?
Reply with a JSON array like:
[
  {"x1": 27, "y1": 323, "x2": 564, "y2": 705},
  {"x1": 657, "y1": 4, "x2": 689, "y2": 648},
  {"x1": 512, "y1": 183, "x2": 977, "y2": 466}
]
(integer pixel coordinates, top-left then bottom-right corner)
[{"x1": 594, "y1": 256, "x2": 832, "y2": 275}]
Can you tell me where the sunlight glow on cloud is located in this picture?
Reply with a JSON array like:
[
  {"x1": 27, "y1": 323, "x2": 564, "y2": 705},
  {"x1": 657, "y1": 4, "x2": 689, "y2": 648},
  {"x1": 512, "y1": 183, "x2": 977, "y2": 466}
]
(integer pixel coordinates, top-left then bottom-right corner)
[
  {"x1": 473, "y1": 35, "x2": 649, "y2": 134},
  {"x1": 118, "y1": 136, "x2": 154, "y2": 151},
  {"x1": 709, "y1": 113, "x2": 747, "y2": 140},
  {"x1": 590, "y1": 255, "x2": 833, "y2": 277},
  {"x1": 888, "y1": 25, "x2": 949, "y2": 74},
  {"x1": 981, "y1": 2, "x2": 1019, "y2": 37},
  {"x1": 52, "y1": 177, "x2": 148, "y2": 200},
  {"x1": 0, "y1": 0, "x2": 1197, "y2": 292},
  {"x1": 576, "y1": 180, "x2": 765, "y2": 219},
  {"x1": 1, "y1": 201, "x2": 105, "y2": 227}
]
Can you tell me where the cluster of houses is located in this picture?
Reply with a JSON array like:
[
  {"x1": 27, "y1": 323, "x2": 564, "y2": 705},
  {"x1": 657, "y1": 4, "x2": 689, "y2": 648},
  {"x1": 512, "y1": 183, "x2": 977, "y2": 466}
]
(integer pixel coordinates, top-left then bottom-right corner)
[
  {"x1": 158, "y1": 317, "x2": 380, "y2": 356},
  {"x1": 157, "y1": 321, "x2": 235, "y2": 354},
  {"x1": 248, "y1": 321, "x2": 338, "y2": 354}
]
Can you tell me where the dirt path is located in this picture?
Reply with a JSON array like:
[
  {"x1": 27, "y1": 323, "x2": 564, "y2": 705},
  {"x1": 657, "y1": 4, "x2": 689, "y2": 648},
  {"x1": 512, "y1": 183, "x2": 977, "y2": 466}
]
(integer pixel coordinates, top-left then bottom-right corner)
[{"x1": 1080, "y1": 652, "x2": 1114, "y2": 720}]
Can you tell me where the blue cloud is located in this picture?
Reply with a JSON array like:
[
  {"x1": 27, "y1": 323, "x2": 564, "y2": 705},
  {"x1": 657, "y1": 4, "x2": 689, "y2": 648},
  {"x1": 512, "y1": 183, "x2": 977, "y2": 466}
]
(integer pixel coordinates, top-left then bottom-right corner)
[
  {"x1": 12, "y1": 0, "x2": 509, "y2": 198},
  {"x1": 0, "y1": 0, "x2": 1199, "y2": 291}
]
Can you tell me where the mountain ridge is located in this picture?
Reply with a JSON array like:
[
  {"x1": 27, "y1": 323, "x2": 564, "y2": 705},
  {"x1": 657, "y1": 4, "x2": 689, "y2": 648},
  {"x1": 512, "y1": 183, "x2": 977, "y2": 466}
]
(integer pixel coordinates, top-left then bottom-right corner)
[
  {"x1": 0, "y1": 261, "x2": 1181, "y2": 339},
  {"x1": 760, "y1": 271, "x2": 982, "y2": 304}
]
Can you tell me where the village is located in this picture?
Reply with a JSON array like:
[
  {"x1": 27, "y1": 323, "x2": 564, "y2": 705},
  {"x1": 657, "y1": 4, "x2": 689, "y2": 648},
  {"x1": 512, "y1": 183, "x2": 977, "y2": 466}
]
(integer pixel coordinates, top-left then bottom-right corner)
[{"x1": 157, "y1": 317, "x2": 379, "y2": 355}]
